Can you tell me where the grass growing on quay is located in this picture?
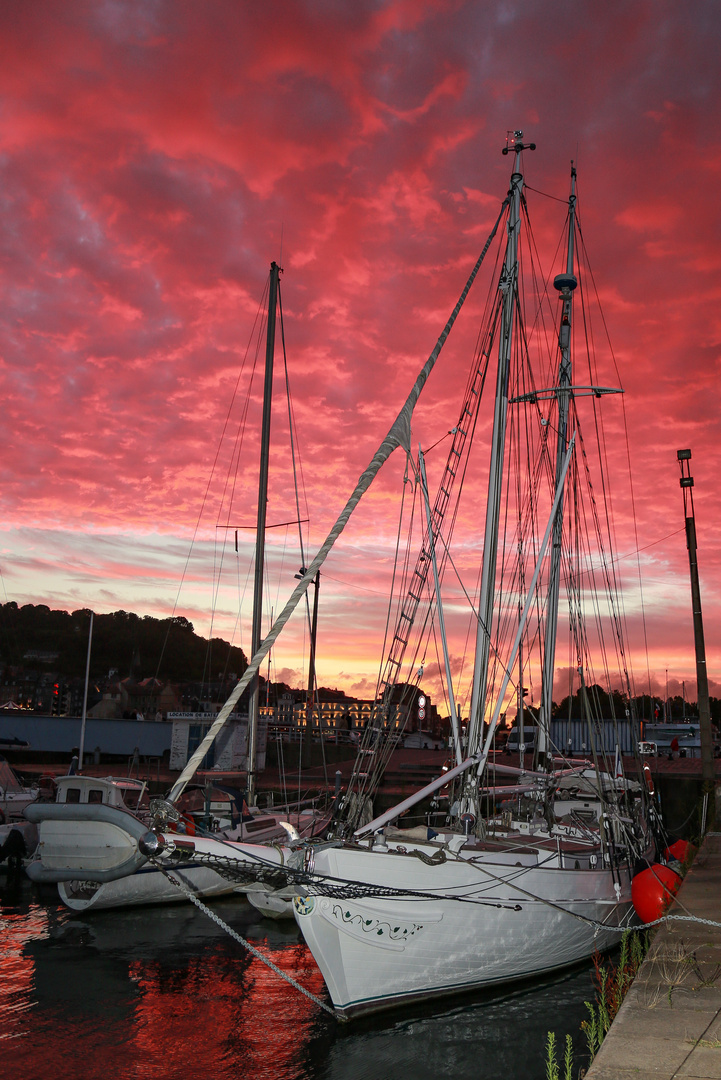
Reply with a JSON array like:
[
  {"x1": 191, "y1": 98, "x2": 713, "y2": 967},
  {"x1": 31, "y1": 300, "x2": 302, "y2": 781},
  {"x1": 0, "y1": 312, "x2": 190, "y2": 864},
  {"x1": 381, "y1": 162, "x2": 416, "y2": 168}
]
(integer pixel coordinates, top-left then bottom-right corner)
[{"x1": 545, "y1": 929, "x2": 650, "y2": 1078}]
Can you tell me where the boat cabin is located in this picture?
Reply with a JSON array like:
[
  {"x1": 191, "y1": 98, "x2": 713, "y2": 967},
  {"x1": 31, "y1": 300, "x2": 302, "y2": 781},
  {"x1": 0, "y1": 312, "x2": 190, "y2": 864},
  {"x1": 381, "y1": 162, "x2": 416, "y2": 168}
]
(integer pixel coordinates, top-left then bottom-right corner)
[{"x1": 56, "y1": 775, "x2": 148, "y2": 812}]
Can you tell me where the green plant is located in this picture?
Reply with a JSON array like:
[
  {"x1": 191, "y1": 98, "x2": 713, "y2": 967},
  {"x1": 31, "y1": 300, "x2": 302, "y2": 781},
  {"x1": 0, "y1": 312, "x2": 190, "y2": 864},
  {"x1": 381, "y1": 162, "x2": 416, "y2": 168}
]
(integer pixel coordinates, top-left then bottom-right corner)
[
  {"x1": 546, "y1": 1030, "x2": 577, "y2": 1079},
  {"x1": 588, "y1": 929, "x2": 649, "y2": 1028},
  {"x1": 545, "y1": 1031, "x2": 559, "y2": 1080},
  {"x1": 550, "y1": 930, "x2": 651, "y2": 1075},
  {"x1": 563, "y1": 1033, "x2": 573, "y2": 1080}
]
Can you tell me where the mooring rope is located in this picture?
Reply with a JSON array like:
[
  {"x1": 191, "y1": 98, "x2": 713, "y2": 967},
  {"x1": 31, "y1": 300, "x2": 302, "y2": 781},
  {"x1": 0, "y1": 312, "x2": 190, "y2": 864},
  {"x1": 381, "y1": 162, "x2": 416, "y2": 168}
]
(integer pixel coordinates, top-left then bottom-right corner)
[{"x1": 159, "y1": 866, "x2": 344, "y2": 1022}]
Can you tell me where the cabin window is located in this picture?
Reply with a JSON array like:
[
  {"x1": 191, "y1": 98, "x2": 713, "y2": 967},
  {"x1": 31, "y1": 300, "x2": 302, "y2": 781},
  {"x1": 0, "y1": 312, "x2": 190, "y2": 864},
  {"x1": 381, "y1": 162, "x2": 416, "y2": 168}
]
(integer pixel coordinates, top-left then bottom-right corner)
[
  {"x1": 88, "y1": 789, "x2": 104, "y2": 804},
  {"x1": 65, "y1": 787, "x2": 81, "y2": 803}
]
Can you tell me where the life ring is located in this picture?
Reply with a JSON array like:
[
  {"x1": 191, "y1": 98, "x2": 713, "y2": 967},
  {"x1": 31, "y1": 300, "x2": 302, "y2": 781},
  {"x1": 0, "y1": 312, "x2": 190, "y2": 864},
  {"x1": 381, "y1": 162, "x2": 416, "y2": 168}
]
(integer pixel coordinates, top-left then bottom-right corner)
[{"x1": 642, "y1": 763, "x2": 655, "y2": 796}]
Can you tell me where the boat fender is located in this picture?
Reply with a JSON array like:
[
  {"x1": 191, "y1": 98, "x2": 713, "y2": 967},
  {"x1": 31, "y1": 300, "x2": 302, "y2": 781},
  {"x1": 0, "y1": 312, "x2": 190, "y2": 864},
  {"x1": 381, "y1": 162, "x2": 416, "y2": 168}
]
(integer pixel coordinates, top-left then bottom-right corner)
[
  {"x1": 631, "y1": 864, "x2": 682, "y2": 923},
  {"x1": 642, "y1": 763, "x2": 655, "y2": 796},
  {"x1": 664, "y1": 838, "x2": 695, "y2": 865}
]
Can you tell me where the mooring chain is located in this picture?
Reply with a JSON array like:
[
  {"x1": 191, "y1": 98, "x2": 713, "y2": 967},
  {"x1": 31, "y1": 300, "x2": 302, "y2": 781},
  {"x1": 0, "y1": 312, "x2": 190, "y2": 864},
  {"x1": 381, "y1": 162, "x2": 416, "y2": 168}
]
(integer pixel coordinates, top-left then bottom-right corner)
[
  {"x1": 647, "y1": 912, "x2": 721, "y2": 931},
  {"x1": 158, "y1": 866, "x2": 344, "y2": 1022}
]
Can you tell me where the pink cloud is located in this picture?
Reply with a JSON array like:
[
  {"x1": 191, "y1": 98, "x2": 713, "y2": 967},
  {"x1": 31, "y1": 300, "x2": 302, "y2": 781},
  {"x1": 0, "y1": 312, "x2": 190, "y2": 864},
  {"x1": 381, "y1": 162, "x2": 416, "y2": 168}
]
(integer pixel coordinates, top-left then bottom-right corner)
[{"x1": 0, "y1": 1, "x2": 718, "y2": 701}]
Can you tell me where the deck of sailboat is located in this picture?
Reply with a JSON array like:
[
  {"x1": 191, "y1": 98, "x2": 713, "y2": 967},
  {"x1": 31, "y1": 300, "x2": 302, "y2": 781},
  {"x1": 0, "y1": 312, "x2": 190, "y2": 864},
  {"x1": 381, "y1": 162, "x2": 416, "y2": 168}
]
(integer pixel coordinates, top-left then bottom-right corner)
[{"x1": 377, "y1": 824, "x2": 604, "y2": 860}]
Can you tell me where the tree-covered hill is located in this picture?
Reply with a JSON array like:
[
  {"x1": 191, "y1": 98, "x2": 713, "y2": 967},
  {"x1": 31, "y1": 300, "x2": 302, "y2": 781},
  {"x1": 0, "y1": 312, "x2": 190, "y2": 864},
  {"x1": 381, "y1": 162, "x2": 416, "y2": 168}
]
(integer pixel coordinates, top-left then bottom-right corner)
[{"x1": 0, "y1": 603, "x2": 247, "y2": 684}]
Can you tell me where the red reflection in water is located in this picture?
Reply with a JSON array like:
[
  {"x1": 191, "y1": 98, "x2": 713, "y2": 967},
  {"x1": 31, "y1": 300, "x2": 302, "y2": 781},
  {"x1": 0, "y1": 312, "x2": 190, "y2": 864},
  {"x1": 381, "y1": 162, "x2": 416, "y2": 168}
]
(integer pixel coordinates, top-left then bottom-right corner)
[
  {"x1": 0, "y1": 903, "x2": 48, "y2": 1042},
  {"x1": 129, "y1": 939, "x2": 326, "y2": 1079},
  {"x1": 1, "y1": 898, "x2": 137, "y2": 1074},
  {"x1": 1, "y1": 895, "x2": 327, "y2": 1080}
]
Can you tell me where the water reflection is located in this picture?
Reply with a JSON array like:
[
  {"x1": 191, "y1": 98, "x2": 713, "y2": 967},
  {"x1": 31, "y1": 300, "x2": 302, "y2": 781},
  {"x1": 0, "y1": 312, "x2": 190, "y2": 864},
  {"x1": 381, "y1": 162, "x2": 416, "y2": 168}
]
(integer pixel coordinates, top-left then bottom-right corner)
[
  {"x1": 0, "y1": 899, "x2": 48, "y2": 1041},
  {"x1": 1, "y1": 875, "x2": 595, "y2": 1080}
]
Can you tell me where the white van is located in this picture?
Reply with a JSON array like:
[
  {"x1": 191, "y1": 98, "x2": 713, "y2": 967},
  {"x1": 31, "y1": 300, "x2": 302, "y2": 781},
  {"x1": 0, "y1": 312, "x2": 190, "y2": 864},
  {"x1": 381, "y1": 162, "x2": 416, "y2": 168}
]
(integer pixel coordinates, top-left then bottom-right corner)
[{"x1": 505, "y1": 727, "x2": 537, "y2": 753}]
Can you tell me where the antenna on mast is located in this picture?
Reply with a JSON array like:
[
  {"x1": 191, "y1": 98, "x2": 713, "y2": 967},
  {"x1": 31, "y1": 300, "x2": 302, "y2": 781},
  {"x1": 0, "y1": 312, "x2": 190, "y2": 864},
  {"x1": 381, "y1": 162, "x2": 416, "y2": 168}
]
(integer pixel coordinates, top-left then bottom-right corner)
[{"x1": 502, "y1": 130, "x2": 536, "y2": 154}]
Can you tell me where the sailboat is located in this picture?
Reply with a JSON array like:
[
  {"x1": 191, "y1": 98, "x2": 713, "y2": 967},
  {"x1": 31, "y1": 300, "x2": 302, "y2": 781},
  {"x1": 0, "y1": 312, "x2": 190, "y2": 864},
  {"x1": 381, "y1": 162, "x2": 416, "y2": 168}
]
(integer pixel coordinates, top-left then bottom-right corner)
[
  {"x1": 279, "y1": 137, "x2": 656, "y2": 1016},
  {"x1": 128, "y1": 132, "x2": 657, "y2": 1016},
  {"x1": 25, "y1": 262, "x2": 330, "y2": 910}
]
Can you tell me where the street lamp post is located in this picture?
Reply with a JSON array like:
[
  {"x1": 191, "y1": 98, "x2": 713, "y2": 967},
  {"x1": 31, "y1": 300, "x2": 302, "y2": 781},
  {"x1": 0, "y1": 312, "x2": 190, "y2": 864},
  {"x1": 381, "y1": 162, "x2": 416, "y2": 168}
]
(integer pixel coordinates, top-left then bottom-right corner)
[{"x1": 677, "y1": 449, "x2": 716, "y2": 830}]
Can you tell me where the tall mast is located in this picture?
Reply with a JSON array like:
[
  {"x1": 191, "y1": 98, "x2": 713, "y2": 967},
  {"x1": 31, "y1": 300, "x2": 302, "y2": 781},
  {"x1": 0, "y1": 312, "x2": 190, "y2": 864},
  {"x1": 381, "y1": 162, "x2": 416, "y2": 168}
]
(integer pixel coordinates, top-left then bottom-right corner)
[
  {"x1": 537, "y1": 165, "x2": 577, "y2": 768},
  {"x1": 467, "y1": 131, "x2": 534, "y2": 756},
  {"x1": 247, "y1": 260, "x2": 280, "y2": 805},
  {"x1": 677, "y1": 449, "x2": 715, "y2": 827}
]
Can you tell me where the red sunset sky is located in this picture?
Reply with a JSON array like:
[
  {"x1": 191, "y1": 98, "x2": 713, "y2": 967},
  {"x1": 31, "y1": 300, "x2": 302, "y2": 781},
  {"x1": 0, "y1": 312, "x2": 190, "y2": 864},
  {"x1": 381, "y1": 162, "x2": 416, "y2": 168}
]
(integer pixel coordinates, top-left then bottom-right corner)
[{"x1": 0, "y1": 1, "x2": 719, "y2": 707}]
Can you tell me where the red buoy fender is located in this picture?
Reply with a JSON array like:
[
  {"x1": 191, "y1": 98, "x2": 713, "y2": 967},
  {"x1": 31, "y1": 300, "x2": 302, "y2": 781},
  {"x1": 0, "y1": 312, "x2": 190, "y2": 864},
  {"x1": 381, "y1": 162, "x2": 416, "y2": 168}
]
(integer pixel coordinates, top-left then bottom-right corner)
[
  {"x1": 632, "y1": 864, "x2": 682, "y2": 924},
  {"x1": 664, "y1": 839, "x2": 696, "y2": 865},
  {"x1": 642, "y1": 763, "x2": 655, "y2": 795}
]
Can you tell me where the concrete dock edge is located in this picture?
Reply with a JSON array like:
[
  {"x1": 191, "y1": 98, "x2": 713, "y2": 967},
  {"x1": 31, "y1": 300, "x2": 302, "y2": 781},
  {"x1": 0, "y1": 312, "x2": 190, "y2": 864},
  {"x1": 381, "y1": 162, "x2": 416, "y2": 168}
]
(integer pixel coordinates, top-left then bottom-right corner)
[{"x1": 585, "y1": 832, "x2": 721, "y2": 1079}]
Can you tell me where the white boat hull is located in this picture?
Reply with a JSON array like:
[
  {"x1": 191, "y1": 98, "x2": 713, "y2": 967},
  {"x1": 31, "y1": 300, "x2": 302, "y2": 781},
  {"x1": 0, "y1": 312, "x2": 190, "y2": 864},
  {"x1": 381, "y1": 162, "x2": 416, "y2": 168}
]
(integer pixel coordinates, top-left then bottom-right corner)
[
  {"x1": 57, "y1": 861, "x2": 238, "y2": 910},
  {"x1": 1, "y1": 790, "x2": 38, "y2": 820},
  {"x1": 246, "y1": 884, "x2": 296, "y2": 919},
  {"x1": 293, "y1": 839, "x2": 635, "y2": 1017},
  {"x1": 25, "y1": 796, "x2": 329, "y2": 912}
]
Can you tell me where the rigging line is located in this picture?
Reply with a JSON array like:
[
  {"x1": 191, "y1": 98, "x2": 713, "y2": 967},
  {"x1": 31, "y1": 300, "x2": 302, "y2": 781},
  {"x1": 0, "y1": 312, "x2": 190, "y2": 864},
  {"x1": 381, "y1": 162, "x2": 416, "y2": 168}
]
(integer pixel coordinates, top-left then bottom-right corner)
[
  {"x1": 518, "y1": 196, "x2": 565, "y2": 379},
  {"x1": 167, "y1": 197, "x2": 510, "y2": 803},
  {"x1": 161, "y1": 840, "x2": 629, "y2": 934},
  {"x1": 573, "y1": 219, "x2": 641, "y2": 699},
  {"x1": 428, "y1": 521, "x2": 520, "y2": 703},
  {"x1": 295, "y1": 860, "x2": 633, "y2": 933},
  {"x1": 277, "y1": 285, "x2": 320, "y2": 770},
  {"x1": 154, "y1": 284, "x2": 269, "y2": 681},
  {"x1": 278, "y1": 281, "x2": 309, "y2": 571},
  {"x1": 523, "y1": 183, "x2": 569, "y2": 205},
  {"x1": 424, "y1": 429, "x2": 453, "y2": 454},
  {"x1": 287, "y1": 570, "x2": 388, "y2": 598},
  {"x1": 620, "y1": 386, "x2": 654, "y2": 704},
  {"x1": 547, "y1": 521, "x2": 686, "y2": 581},
  {"x1": 373, "y1": 452, "x2": 414, "y2": 704}
]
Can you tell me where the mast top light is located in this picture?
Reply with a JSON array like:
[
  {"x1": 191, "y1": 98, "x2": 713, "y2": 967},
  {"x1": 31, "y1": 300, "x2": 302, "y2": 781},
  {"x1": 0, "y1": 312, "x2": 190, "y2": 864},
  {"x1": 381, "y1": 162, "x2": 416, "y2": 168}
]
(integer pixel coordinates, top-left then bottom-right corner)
[{"x1": 503, "y1": 130, "x2": 536, "y2": 155}]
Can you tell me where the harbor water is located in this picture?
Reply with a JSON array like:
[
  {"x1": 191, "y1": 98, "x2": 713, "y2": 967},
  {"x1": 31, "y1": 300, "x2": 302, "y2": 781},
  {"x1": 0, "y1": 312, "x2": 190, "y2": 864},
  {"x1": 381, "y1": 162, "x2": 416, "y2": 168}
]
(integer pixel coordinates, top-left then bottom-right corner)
[{"x1": 1, "y1": 873, "x2": 598, "y2": 1079}]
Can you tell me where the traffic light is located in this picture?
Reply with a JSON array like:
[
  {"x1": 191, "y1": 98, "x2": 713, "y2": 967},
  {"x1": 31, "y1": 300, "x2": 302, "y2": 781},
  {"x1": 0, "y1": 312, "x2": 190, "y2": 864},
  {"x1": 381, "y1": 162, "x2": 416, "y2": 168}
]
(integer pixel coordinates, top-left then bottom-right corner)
[{"x1": 51, "y1": 683, "x2": 59, "y2": 715}]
